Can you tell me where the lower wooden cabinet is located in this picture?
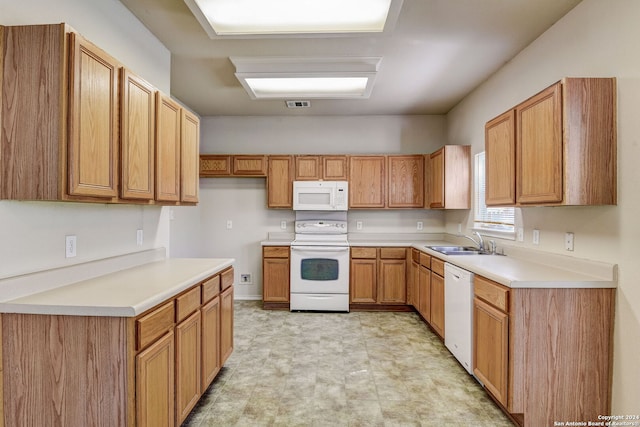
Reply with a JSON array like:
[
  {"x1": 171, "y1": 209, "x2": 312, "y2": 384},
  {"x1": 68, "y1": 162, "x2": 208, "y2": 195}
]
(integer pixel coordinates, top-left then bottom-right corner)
[
  {"x1": 175, "y1": 310, "x2": 202, "y2": 425},
  {"x1": 430, "y1": 271, "x2": 445, "y2": 338},
  {"x1": 201, "y1": 296, "x2": 221, "y2": 390},
  {"x1": 220, "y1": 285, "x2": 234, "y2": 365},
  {"x1": 262, "y1": 246, "x2": 290, "y2": 307},
  {"x1": 350, "y1": 247, "x2": 407, "y2": 306},
  {"x1": 418, "y1": 263, "x2": 431, "y2": 322},
  {"x1": 136, "y1": 331, "x2": 175, "y2": 427}
]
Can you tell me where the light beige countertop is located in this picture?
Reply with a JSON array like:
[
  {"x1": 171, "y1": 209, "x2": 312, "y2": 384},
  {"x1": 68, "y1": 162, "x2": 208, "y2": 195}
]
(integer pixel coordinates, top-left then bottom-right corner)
[
  {"x1": 260, "y1": 232, "x2": 616, "y2": 289},
  {"x1": 0, "y1": 258, "x2": 234, "y2": 317}
]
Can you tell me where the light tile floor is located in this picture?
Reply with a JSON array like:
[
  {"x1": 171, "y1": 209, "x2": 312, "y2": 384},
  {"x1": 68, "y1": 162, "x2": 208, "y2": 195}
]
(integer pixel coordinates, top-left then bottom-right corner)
[{"x1": 183, "y1": 301, "x2": 514, "y2": 427}]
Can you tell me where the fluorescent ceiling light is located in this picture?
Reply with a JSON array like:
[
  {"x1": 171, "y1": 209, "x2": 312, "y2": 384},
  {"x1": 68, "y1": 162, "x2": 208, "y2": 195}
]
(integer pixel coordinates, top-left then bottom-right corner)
[
  {"x1": 231, "y1": 57, "x2": 382, "y2": 99},
  {"x1": 184, "y1": 0, "x2": 403, "y2": 38}
]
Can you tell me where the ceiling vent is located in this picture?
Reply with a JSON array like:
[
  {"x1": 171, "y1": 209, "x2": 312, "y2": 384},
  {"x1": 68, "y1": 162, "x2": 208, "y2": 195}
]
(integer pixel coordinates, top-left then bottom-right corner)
[{"x1": 286, "y1": 100, "x2": 311, "y2": 108}]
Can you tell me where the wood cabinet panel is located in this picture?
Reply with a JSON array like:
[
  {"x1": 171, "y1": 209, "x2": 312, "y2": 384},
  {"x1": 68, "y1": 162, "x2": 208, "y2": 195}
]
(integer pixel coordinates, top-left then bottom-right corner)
[
  {"x1": 429, "y1": 145, "x2": 471, "y2": 209},
  {"x1": 136, "y1": 330, "x2": 175, "y2": 427},
  {"x1": 221, "y1": 267, "x2": 234, "y2": 291},
  {"x1": 155, "y1": 93, "x2": 181, "y2": 202},
  {"x1": 220, "y1": 286, "x2": 234, "y2": 365},
  {"x1": 350, "y1": 259, "x2": 377, "y2": 303},
  {"x1": 262, "y1": 257, "x2": 290, "y2": 302},
  {"x1": 120, "y1": 69, "x2": 155, "y2": 200},
  {"x1": 180, "y1": 109, "x2": 200, "y2": 203},
  {"x1": 175, "y1": 311, "x2": 201, "y2": 426},
  {"x1": 430, "y1": 272, "x2": 445, "y2": 338},
  {"x1": 419, "y1": 252, "x2": 431, "y2": 268},
  {"x1": 295, "y1": 156, "x2": 322, "y2": 180},
  {"x1": 430, "y1": 257, "x2": 445, "y2": 277},
  {"x1": 474, "y1": 275, "x2": 509, "y2": 312},
  {"x1": 136, "y1": 301, "x2": 175, "y2": 350},
  {"x1": 202, "y1": 275, "x2": 221, "y2": 303},
  {"x1": 485, "y1": 110, "x2": 516, "y2": 206},
  {"x1": 349, "y1": 156, "x2": 385, "y2": 208},
  {"x1": 201, "y1": 296, "x2": 221, "y2": 390},
  {"x1": 418, "y1": 264, "x2": 431, "y2": 322},
  {"x1": 408, "y1": 254, "x2": 419, "y2": 308},
  {"x1": 67, "y1": 32, "x2": 119, "y2": 199},
  {"x1": 263, "y1": 246, "x2": 290, "y2": 258},
  {"x1": 351, "y1": 247, "x2": 377, "y2": 259},
  {"x1": 176, "y1": 286, "x2": 201, "y2": 322},
  {"x1": 379, "y1": 247, "x2": 407, "y2": 259},
  {"x1": 233, "y1": 155, "x2": 267, "y2": 175},
  {"x1": 322, "y1": 156, "x2": 348, "y2": 180},
  {"x1": 429, "y1": 149, "x2": 444, "y2": 208},
  {"x1": 267, "y1": 156, "x2": 293, "y2": 208},
  {"x1": 473, "y1": 297, "x2": 509, "y2": 407},
  {"x1": 378, "y1": 259, "x2": 406, "y2": 304},
  {"x1": 388, "y1": 155, "x2": 424, "y2": 208},
  {"x1": 199, "y1": 155, "x2": 231, "y2": 176},
  {"x1": 516, "y1": 82, "x2": 563, "y2": 204}
]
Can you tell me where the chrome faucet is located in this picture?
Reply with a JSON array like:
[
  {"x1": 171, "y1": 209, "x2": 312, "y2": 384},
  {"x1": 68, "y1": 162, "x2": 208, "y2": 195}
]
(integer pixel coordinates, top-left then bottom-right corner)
[{"x1": 462, "y1": 231, "x2": 485, "y2": 251}]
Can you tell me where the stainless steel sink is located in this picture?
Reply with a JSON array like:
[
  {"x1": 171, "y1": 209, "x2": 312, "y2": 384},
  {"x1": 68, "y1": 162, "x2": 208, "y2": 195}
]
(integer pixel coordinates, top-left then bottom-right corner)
[{"x1": 426, "y1": 245, "x2": 487, "y2": 255}]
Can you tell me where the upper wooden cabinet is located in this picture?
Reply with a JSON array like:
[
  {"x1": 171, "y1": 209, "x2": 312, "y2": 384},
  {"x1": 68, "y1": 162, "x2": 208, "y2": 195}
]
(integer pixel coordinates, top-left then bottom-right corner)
[
  {"x1": 180, "y1": 109, "x2": 200, "y2": 203},
  {"x1": 155, "y1": 93, "x2": 182, "y2": 203},
  {"x1": 485, "y1": 78, "x2": 617, "y2": 206},
  {"x1": 428, "y1": 145, "x2": 471, "y2": 209},
  {"x1": 294, "y1": 155, "x2": 348, "y2": 180},
  {"x1": 349, "y1": 156, "x2": 386, "y2": 208},
  {"x1": 0, "y1": 24, "x2": 200, "y2": 205},
  {"x1": 120, "y1": 69, "x2": 156, "y2": 201},
  {"x1": 200, "y1": 155, "x2": 267, "y2": 177},
  {"x1": 267, "y1": 155, "x2": 293, "y2": 208},
  {"x1": 388, "y1": 155, "x2": 424, "y2": 208}
]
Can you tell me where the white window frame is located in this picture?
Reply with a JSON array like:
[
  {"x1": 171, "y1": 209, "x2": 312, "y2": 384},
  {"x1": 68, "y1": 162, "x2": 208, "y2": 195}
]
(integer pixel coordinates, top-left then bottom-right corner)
[{"x1": 473, "y1": 152, "x2": 517, "y2": 240}]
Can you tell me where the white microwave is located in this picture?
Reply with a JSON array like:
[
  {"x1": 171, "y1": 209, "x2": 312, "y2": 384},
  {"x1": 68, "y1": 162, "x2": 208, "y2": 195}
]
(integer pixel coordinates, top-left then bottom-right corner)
[{"x1": 293, "y1": 181, "x2": 349, "y2": 211}]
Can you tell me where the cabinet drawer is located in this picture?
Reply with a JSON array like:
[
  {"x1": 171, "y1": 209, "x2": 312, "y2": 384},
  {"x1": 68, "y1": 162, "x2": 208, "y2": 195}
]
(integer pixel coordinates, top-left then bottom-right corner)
[
  {"x1": 411, "y1": 249, "x2": 420, "y2": 263},
  {"x1": 221, "y1": 267, "x2": 234, "y2": 290},
  {"x1": 419, "y1": 252, "x2": 431, "y2": 268},
  {"x1": 431, "y1": 258, "x2": 445, "y2": 276},
  {"x1": 202, "y1": 275, "x2": 221, "y2": 303},
  {"x1": 233, "y1": 155, "x2": 267, "y2": 176},
  {"x1": 474, "y1": 275, "x2": 509, "y2": 312},
  {"x1": 263, "y1": 246, "x2": 290, "y2": 258},
  {"x1": 380, "y1": 247, "x2": 407, "y2": 259},
  {"x1": 176, "y1": 286, "x2": 201, "y2": 322},
  {"x1": 137, "y1": 301, "x2": 175, "y2": 350},
  {"x1": 351, "y1": 247, "x2": 377, "y2": 259}
]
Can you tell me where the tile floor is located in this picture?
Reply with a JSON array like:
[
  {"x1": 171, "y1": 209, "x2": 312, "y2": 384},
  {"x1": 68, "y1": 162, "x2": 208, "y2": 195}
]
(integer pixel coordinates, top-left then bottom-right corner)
[{"x1": 183, "y1": 301, "x2": 514, "y2": 427}]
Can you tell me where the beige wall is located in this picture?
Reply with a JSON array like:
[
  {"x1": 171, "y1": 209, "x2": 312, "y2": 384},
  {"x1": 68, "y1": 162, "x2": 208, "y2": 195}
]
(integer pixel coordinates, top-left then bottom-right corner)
[
  {"x1": 446, "y1": 0, "x2": 639, "y2": 413},
  {"x1": 0, "y1": 0, "x2": 172, "y2": 279}
]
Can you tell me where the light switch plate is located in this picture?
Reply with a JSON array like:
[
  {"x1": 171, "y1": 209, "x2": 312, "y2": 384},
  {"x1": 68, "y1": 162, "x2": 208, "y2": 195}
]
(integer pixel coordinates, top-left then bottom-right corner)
[
  {"x1": 565, "y1": 232, "x2": 574, "y2": 251},
  {"x1": 356, "y1": 221, "x2": 363, "y2": 230},
  {"x1": 136, "y1": 229, "x2": 144, "y2": 246},
  {"x1": 65, "y1": 235, "x2": 77, "y2": 258},
  {"x1": 517, "y1": 228, "x2": 524, "y2": 242},
  {"x1": 280, "y1": 220, "x2": 287, "y2": 230},
  {"x1": 417, "y1": 221, "x2": 423, "y2": 231},
  {"x1": 226, "y1": 220, "x2": 233, "y2": 229},
  {"x1": 533, "y1": 229, "x2": 540, "y2": 245}
]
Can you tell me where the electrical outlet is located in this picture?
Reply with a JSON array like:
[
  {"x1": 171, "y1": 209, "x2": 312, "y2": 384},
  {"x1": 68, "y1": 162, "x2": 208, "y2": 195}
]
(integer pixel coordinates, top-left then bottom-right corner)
[
  {"x1": 136, "y1": 229, "x2": 144, "y2": 246},
  {"x1": 457, "y1": 223, "x2": 462, "y2": 234},
  {"x1": 565, "y1": 232, "x2": 574, "y2": 251},
  {"x1": 280, "y1": 220, "x2": 287, "y2": 230},
  {"x1": 240, "y1": 273, "x2": 252, "y2": 284},
  {"x1": 417, "y1": 221, "x2": 423, "y2": 231},
  {"x1": 356, "y1": 221, "x2": 363, "y2": 230},
  {"x1": 65, "y1": 235, "x2": 77, "y2": 258},
  {"x1": 226, "y1": 220, "x2": 233, "y2": 229},
  {"x1": 533, "y1": 229, "x2": 540, "y2": 245},
  {"x1": 517, "y1": 228, "x2": 524, "y2": 242}
]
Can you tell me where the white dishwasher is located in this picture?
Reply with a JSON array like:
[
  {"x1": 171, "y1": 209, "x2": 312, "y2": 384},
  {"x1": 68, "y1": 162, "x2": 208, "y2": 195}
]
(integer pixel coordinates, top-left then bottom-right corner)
[{"x1": 444, "y1": 263, "x2": 474, "y2": 374}]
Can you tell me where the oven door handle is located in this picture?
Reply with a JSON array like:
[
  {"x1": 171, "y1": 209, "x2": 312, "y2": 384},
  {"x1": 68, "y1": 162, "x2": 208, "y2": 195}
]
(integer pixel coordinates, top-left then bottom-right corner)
[{"x1": 290, "y1": 246, "x2": 350, "y2": 252}]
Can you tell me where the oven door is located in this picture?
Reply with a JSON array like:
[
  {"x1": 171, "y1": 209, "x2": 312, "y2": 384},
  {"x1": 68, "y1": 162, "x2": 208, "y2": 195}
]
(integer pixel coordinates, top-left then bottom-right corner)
[{"x1": 290, "y1": 246, "x2": 350, "y2": 294}]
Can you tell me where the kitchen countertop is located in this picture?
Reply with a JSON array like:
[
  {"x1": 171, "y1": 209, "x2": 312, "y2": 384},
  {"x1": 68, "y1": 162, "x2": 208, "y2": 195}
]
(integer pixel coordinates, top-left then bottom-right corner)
[
  {"x1": 261, "y1": 233, "x2": 616, "y2": 289},
  {"x1": 0, "y1": 258, "x2": 234, "y2": 317}
]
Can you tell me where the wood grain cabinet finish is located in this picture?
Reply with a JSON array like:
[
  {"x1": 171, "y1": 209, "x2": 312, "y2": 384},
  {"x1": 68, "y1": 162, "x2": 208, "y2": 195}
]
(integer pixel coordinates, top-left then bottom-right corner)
[
  {"x1": 267, "y1": 155, "x2": 294, "y2": 208},
  {"x1": 220, "y1": 285, "x2": 234, "y2": 365},
  {"x1": 428, "y1": 145, "x2": 471, "y2": 209},
  {"x1": 349, "y1": 156, "x2": 386, "y2": 208},
  {"x1": 407, "y1": 249, "x2": 420, "y2": 307},
  {"x1": 486, "y1": 78, "x2": 617, "y2": 207},
  {"x1": 350, "y1": 250, "x2": 378, "y2": 304},
  {"x1": 430, "y1": 267, "x2": 445, "y2": 338},
  {"x1": 294, "y1": 155, "x2": 349, "y2": 180},
  {"x1": 155, "y1": 93, "x2": 182, "y2": 202},
  {"x1": 137, "y1": 330, "x2": 175, "y2": 427},
  {"x1": 201, "y1": 296, "x2": 221, "y2": 390},
  {"x1": 262, "y1": 246, "x2": 290, "y2": 305},
  {"x1": 199, "y1": 155, "x2": 267, "y2": 177},
  {"x1": 388, "y1": 155, "x2": 424, "y2": 208},
  {"x1": 180, "y1": 109, "x2": 200, "y2": 203},
  {"x1": 322, "y1": 156, "x2": 349, "y2": 180},
  {"x1": 175, "y1": 310, "x2": 202, "y2": 425},
  {"x1": 350, "y1": 247, "x2": 407, "y2": 306},
  {"x1": 120, "y1": 69, "x2": 156, "y2": 200}
]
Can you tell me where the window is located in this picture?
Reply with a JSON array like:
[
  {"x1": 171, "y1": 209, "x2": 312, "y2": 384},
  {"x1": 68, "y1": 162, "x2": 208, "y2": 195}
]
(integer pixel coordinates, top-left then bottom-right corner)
[{"x1": 474, "y1": 152, "x2": 515, "y2": 237}]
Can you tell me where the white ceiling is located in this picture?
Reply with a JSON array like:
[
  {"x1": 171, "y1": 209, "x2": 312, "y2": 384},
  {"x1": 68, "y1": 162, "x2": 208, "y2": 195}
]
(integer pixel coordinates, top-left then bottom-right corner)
[{"x1": 119, "y1": 0, "x2": 582, "y2": 116}]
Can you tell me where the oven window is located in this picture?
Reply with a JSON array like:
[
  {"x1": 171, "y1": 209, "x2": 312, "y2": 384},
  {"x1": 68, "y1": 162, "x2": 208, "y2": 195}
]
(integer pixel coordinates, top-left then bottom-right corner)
[{"x1": 300, "y1": 258, "x2": 339, "y2": 281}]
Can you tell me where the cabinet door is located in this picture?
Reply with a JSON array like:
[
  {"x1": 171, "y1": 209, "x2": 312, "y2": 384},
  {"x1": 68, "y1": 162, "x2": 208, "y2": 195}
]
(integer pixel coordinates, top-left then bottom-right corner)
[
  {"x1": 350, "y1": 259, "x2": 377, "y2": 303},
  {"x1": 485, "y1": 110, "x2": 516, "y2": 206},
  {"x1": 263, "y1": 257, "x2": 290, "y2": 302},
  {"x1": 418, "y1": 265, "x2": 431, "y2": 322},
  {"x1": 175, "y1": 310, "x2": 201, "y2": 425},
  {"x1": 378, "y1": 259, "x2": 407, "y2": 303},
  {"x1": 267, "y1": 156, "x2": 293, "y2": 208},
  {"x1": 155, "y1": 93, "x2": 181, "y2": 202},
  {"x1": 201, "y1": 296, "x2": 221, "y2": 390},
  {"x1": 295, "y1": 156, "x2": 321, "y2": 180},
  {"x1": 388, "y1": 155, "x2": 424, "y2": 208},
  {"x1": 516, "y1": 82, "x2": 562, "y2": 204},
  {"x1": 473, "y1": 297, "x2": 509, "y2": 407},
  {"x1": 68, "y1": 32, "x2": 119, "y2": 198},
  {"x1": 322, "y1": 156, "x2": 348, "y2": 180},
  {"x1": 429, "y1": 149, "x2": 444, "y2": 208},
  {"x1": 220, "y1": 286, "x2": 234, "y2": 365},
  {"x1": 349, "y1": 156, "x2": 386, "y2": 208},
  {"x1": 136, "y1": 331, "x2": 174, "y2": 427},
  {"x1": 233, "y1": 155, "x2": 267, "y2": 176},
  {"x1": 430, "y1": 273, "x2": 445, "y2": 338},
  {"x1": 200, "y1": 155, "x2": 231, "y2": 176},
  {"x1": 120, "y1": 69, "x2": 155, "y2": 200},
  {"x1": 181, "y1": 109, "x2": 200, "y2": 203}
]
